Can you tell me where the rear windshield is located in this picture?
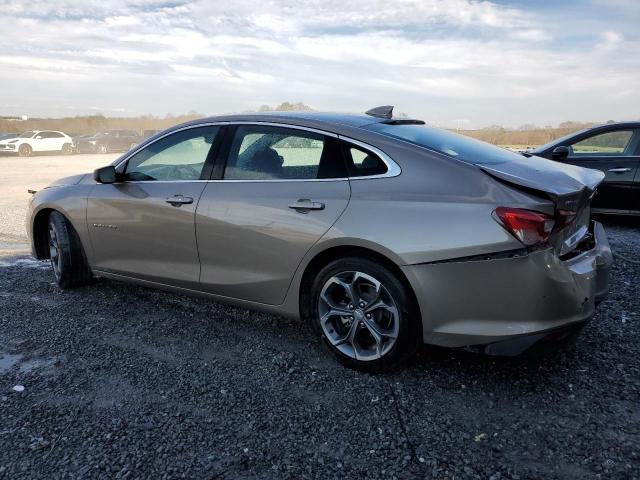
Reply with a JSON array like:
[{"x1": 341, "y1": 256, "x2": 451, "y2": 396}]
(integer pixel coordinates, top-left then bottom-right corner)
[{"x1": 364, "y1": 123, "x2": 524, "y2": 165}]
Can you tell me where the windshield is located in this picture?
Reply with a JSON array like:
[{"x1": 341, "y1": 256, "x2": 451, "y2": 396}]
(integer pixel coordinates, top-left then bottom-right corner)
[
  {"x1": 364, "y1": 123, "x2": 527, "y2": 165},
  {"x1": 19, "y1": 131, "x2": 35, "y2": 138}
]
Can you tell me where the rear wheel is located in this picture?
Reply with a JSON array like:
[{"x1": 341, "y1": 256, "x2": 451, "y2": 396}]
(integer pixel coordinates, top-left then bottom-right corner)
[
  {"x1": 18, "y1": 144, "x2": 32, "y2": 157},
  {"x1": 310, "y1": 257, "x2": 421, "y2": 372},
  {"x1": 48, "y1": 211, "x2": 93, "y2": 289}
]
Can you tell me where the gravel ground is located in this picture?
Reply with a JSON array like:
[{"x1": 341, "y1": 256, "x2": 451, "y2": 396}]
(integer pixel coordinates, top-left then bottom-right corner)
[{"x1": 0, "y1": 215, "x2": 638, "y2": 479}]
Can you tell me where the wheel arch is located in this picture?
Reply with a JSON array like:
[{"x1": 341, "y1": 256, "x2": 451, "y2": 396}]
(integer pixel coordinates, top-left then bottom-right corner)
[
  {"x1": 32, "y1": 207, "x2": 83, "y2": 260},
  {"x1": 32, "y1": 208, "x2": 55, "y2": 259},
  {"x1": 298, "y1": 244, "x2": 422, "y2": 327}
]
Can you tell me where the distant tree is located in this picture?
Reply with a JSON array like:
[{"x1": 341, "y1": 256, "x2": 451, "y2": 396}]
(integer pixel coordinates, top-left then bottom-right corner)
[
  {"x1": 606, "y1": 119, "x2": 616, "y2": 124},
  {"x1": 257, "y1": 102, "x2": 312, "y2": 112}
]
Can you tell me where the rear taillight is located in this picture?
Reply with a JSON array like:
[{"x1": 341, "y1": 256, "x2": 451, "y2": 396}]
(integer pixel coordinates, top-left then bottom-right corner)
[{"x1": 494, "y1": 207, "x2": 555, "y2": 246}]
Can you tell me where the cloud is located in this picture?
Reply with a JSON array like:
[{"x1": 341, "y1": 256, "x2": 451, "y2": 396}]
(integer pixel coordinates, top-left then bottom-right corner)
[{"x1": 0, "y1": 0, "x2": 638, "y2": 126}]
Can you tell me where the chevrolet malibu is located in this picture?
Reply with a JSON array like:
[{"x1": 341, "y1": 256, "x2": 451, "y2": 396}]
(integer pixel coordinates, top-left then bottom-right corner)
[{"x1": 27, "y1": 107, "x2": 613, "y2": 371}]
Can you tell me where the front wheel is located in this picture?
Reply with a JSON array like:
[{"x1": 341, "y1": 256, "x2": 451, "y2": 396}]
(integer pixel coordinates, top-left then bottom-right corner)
[
  {"x1": 18, "y1": 144, "x2": 32, "y2": 157},
  {"x1": 48, "y1": 212, "x2": 93, "y2": 289},
  {"x1": 61, "y1": 143, "x2": 73, "y2": 155},
  {"x1": 310, "y1": 257, "x2": 421, "y2": 372},
  {"x1": 97, "y1": 144, "x2": 108, "y2": 154}
]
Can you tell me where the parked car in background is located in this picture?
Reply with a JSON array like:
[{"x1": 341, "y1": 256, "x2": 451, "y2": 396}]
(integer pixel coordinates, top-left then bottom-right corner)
[
  {"x1": 28, "y1": 107, "x2": 612, "y2": 371},
  {"x1": 0, "y1": 130, "x2": 73, "y2": 157},
  {"x1": 75, "y1": 130, "x2": 142, "y2": 154},
  {"x1": 527, "y1": 122, "x2": 640, "y2": 215}
]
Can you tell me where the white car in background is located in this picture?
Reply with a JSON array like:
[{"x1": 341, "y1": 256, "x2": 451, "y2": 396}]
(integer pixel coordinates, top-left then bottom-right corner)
[{"x1": 0, "y1": 130, "x2": 74, "y2": 157}]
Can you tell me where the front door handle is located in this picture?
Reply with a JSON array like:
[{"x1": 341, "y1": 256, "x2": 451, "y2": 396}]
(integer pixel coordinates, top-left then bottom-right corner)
[
  {"x1": 288, "y1": 199, "x2": 325, "y2": 212},
  {"x1": 166, "y1": 195, "x2": 194, "y2": 207},
  {"x1": 607, "y1": 167, "x2": 632, "y2": 173}
]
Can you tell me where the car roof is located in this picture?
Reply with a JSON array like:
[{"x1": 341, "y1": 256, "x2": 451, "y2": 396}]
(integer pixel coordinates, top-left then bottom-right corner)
[{"x1": 193, "y1": 111, "x2": 417, "y2": 130}]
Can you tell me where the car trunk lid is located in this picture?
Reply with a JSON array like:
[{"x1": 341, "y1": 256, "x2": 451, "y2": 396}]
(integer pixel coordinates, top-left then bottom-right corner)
[{"x1": 480, "y1": 155, "x2": 604, "y2": 255}]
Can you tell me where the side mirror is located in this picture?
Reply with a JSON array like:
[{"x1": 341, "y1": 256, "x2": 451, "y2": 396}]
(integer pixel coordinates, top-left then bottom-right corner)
[
  {"x1": 35, "y1": 136, "x2": 43, "y2": 140},
  {"x1": 552, "y1": 146, "x2": 570, "y2": 160},
  {"x1": 93, "y1": 165, "x2": 117, "y2": 184}
]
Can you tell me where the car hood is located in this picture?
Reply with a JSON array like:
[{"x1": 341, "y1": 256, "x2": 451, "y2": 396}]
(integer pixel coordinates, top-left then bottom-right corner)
[
  {"x1": 479, "y1": 154, "x2": 604, "y2": 201},
  {"x1": 46, "y1": 173, "x2": 88, "y2": 188}
]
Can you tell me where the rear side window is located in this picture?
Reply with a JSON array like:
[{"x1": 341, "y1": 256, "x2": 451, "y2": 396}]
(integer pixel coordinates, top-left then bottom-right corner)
[
  {"x1": 364, "y1": 123, "x2": 524, "y2": 165},
  {"x1": 224, "y1": 125, "x2": 346, "y2": 180},
  {"x1": 343, "y1": 143, "x2": 387, "y2": 177},
  {"x1": 44, "y1": 132, "x2": 63, "y2": 138}
]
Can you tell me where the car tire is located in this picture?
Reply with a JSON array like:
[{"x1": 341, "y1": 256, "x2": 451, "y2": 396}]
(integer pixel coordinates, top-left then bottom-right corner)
[
  {"x1": 98, "y1": 144, "x2": 108, "y2": 154},
  {"x1": 61, "y1": 143, "x2": 73, "y2": 155},
  {"x1": 47, "y1": 211, "x2": 93, "y2": 289},
  {"x1": 310, "y1": 257, "x2": 421, "y2": 372},
  {"x1": 18, "y1": 144, "x2": 32, "y2": 157}
]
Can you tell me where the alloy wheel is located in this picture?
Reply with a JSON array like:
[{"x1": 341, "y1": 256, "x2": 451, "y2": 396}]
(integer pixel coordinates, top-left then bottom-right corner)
[
  {"x1": 48, "y1": 221, "x2": 62, "y2": 280},
  {"x1": 19, "y1": 144, "x2": 32, "y2": 157},
  {"x1": 318, "y1": 271, "x2": 400, "y2": 361}
]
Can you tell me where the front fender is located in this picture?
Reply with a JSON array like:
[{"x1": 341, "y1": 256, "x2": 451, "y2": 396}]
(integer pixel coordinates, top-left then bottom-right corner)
[{"x1": 28, "y1": 184, "x2": 94, "y2": 261}]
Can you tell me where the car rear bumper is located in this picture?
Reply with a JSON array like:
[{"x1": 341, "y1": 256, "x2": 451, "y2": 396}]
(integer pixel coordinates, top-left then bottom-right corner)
[{"x1": 402, "y1": 220, "x2": 612, "y2": 349}]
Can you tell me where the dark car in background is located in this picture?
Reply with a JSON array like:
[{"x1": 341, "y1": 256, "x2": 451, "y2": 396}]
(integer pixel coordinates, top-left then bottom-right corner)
[
  {"x1": 74, "y1": 130, "x2": 143, "y2": 154},
  {"x1": 528, "y1": 122, "x2": 640, "y2": 215}
]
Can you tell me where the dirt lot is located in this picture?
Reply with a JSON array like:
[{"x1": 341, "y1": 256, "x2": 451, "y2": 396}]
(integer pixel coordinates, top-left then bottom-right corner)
[{"x1": 0, "y1": 154, "x2": 639, "y2": 479}]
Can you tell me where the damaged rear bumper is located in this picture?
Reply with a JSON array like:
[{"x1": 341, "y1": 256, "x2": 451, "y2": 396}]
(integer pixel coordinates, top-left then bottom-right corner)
[{"x1": 403, "y1": 220, "x2": 613, "y2": 351}]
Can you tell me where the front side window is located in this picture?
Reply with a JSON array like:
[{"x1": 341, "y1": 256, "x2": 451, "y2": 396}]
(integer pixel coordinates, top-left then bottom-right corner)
[
  {"x1": 123, "y1": 126, "x2": 219, "y2": 181},
  {"x1": 570, "y1": 130, "x2": 634, "y2": 156},
  {"x1": 224, "y1": 125, "x2": 345, "y2": 180},
  {"x1": 19, "y1": 131, "x2": 35, "y2": 138}
]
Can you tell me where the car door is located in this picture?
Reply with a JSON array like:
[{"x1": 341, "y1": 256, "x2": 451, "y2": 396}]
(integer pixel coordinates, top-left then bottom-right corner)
[
  {"x1": 564, "y1": 129, "x2": 640, "y2": 212},
  {"x1": 196, "y1": 124, "x2": 351, "y2": 305},
  {"x1": 86, "y1": 125, "x2": 222, "y2": 289},
  {"x1": 46, "y1": 132, "x2": 66, "y2": 151},
  {"x1": 31, "y1": 132, "x2": 50, "y2": 152}
]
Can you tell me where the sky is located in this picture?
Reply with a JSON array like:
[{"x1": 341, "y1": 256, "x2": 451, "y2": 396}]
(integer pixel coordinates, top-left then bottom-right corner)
[{"x1": 0, "y1": 0, "x2": 638, "y2": 128}]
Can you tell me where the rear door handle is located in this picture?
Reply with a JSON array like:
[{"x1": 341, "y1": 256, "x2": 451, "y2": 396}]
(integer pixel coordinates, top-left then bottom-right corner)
[
  {"x1": 166, "y1": 195, "x2": 194, "y2": 206},
  {"x1": 288, "y1": 199, "x2": 325, "y2": 212},
  {"x1": 607, "y1": 167, "x2": 632, "y2": 173}
]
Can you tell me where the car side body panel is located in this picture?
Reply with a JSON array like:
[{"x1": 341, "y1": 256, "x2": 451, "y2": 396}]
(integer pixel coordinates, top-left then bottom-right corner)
[
  {"x1": 195, "y1": 179, "x2": 351, "y2": 305},
  {"x1": 86, "y1": 182, "x2": 207, "y2": 289}
]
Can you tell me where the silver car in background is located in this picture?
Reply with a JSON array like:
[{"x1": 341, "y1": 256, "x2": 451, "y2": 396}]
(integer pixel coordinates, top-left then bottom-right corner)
[{"x1": 27, "y1": 107, "x2": 612, "y2": 371}]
